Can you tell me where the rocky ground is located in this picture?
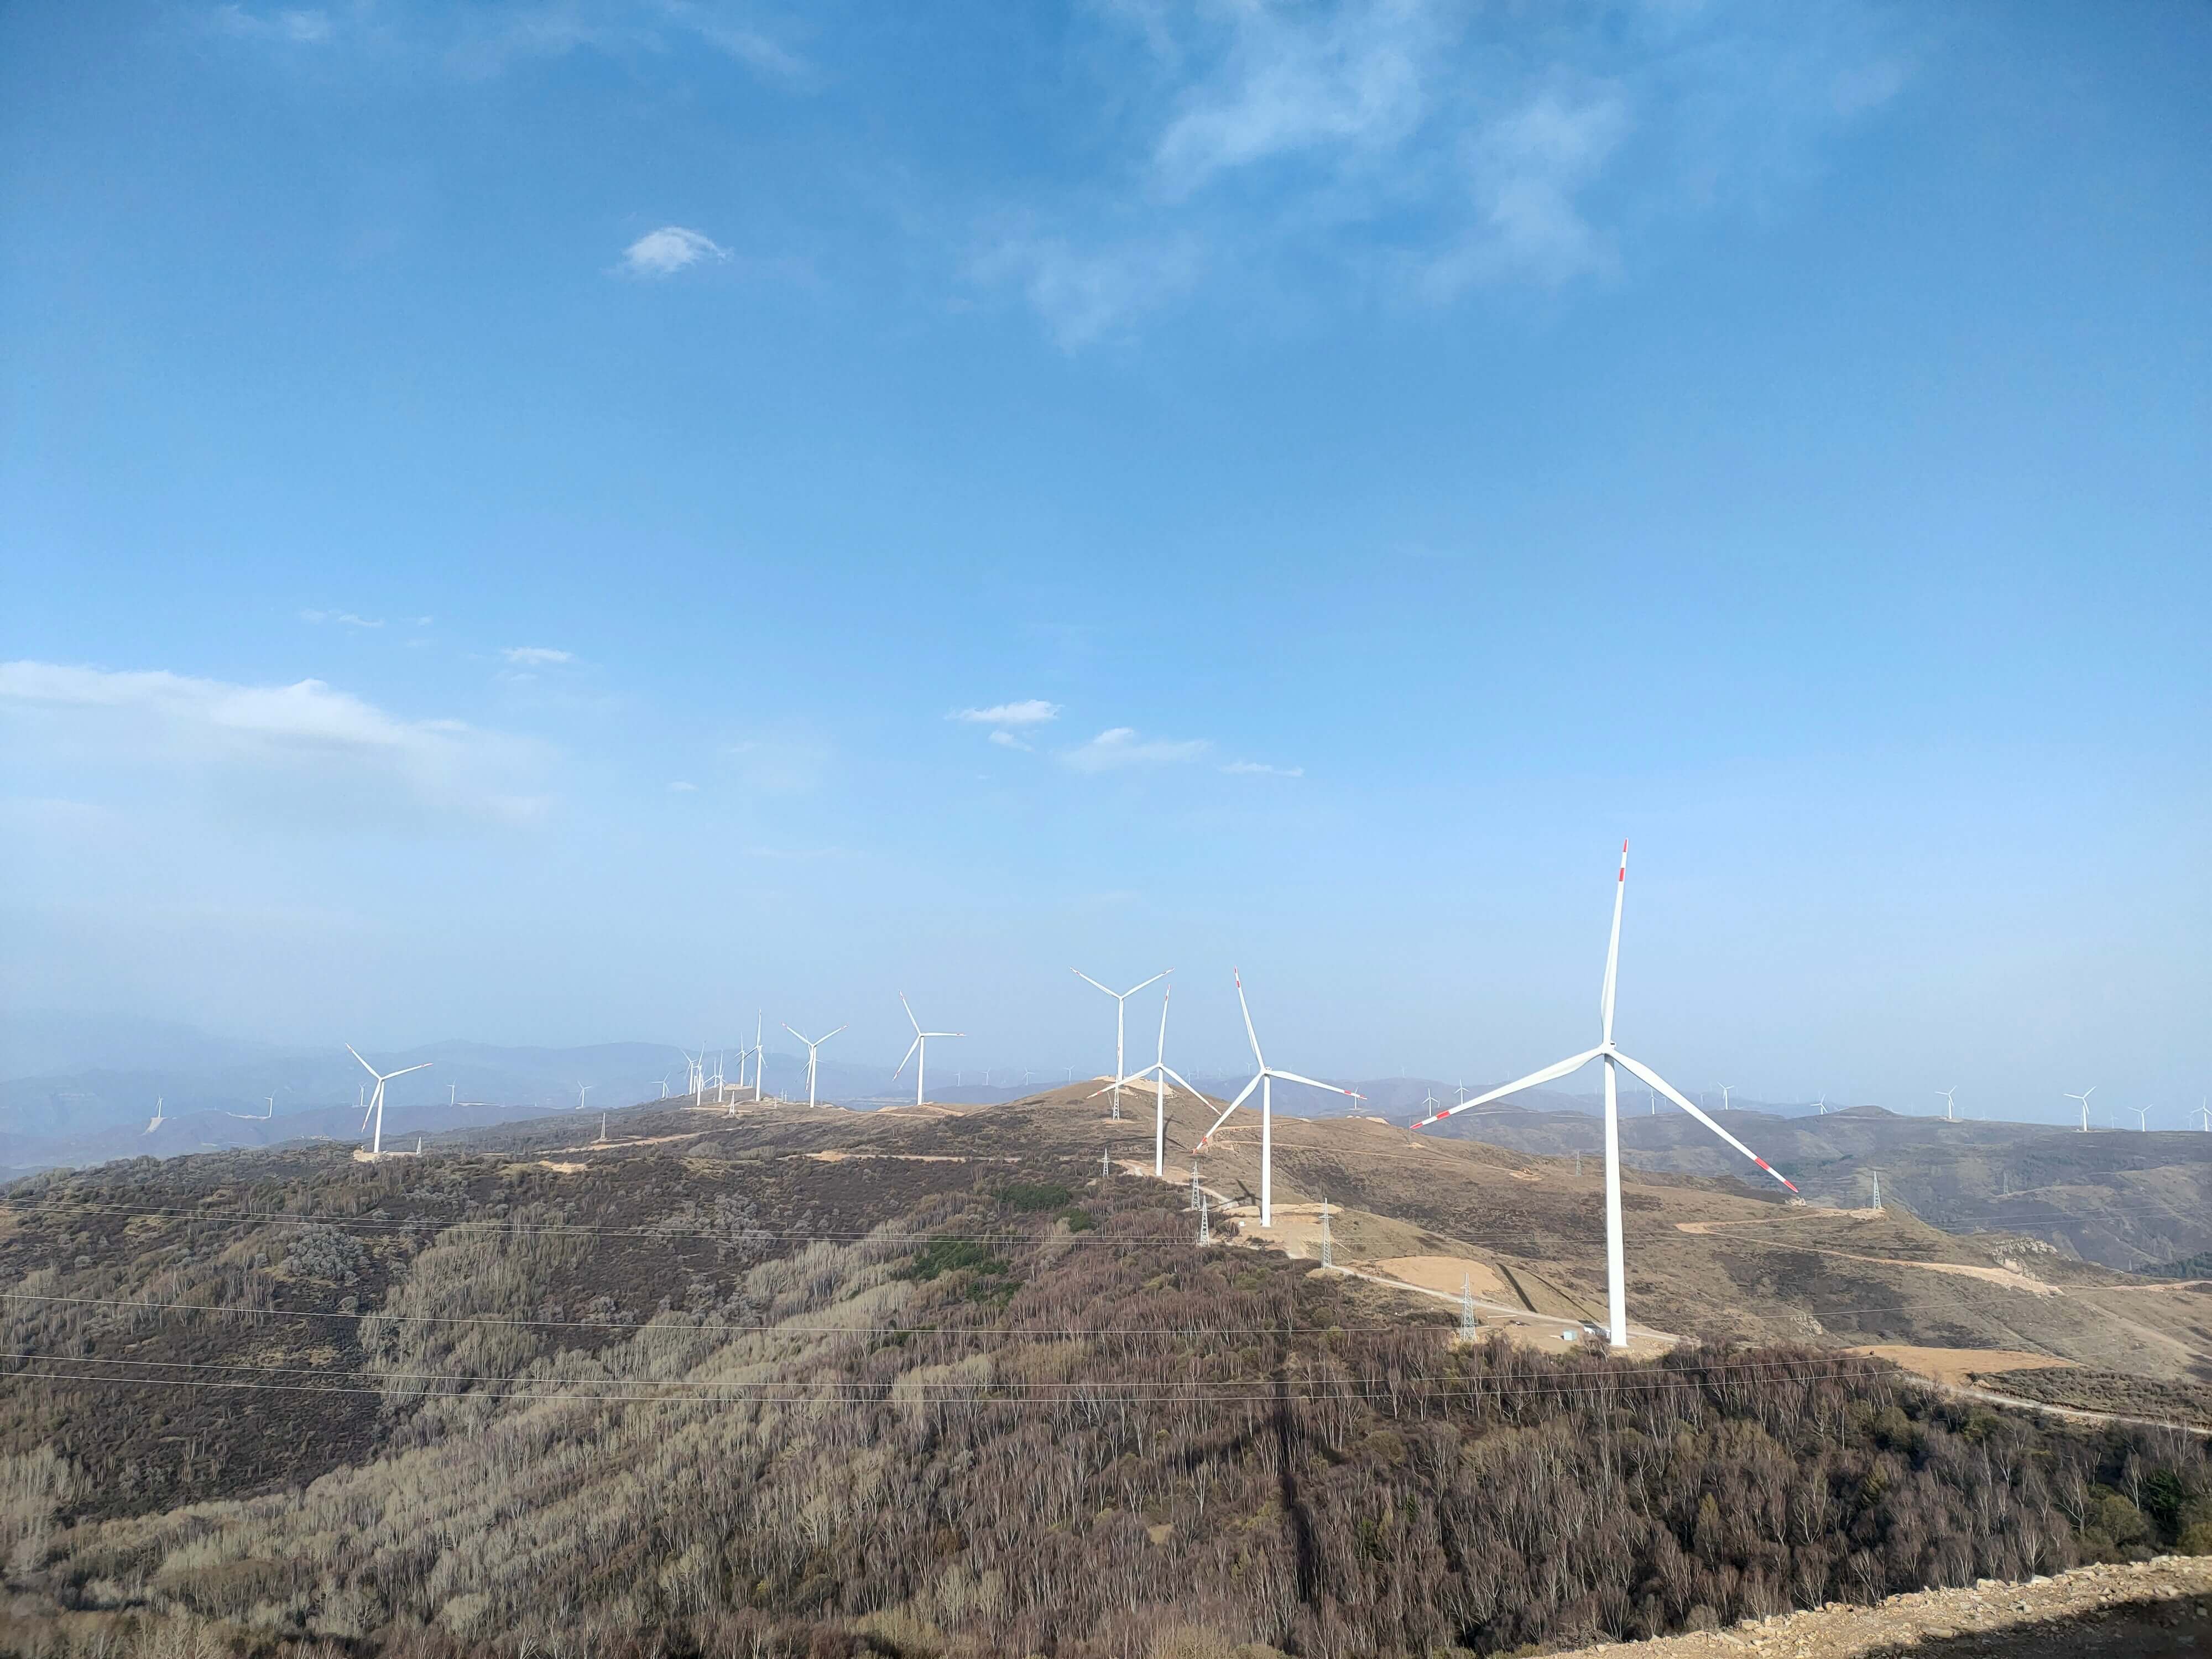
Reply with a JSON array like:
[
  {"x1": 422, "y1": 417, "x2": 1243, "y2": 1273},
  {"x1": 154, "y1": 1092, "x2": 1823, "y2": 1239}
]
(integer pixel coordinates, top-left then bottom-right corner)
[{"x1": 1552, "y1": 1557, "x2": 2212, "y2": 1657}]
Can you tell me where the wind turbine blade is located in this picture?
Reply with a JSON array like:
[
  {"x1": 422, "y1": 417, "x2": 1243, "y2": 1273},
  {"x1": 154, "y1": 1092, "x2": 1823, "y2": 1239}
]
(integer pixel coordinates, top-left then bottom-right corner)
[
  {"x1": 899, "y1": 994, "x2": 921, "y2": 1035},
  {"x1": 1198, "y1": 1072, "x2": 1264, "y2": 1145},
  {"x1": 1612, "y1": 1051, "x2": 1798, "y2": 1193},
  {"x1": 893, "y1": 1037, "x2": 920, "y2": 1082},
  {"x1": 1156, "y1": 983, "x2": 1171, "y2": 1063},
  {"x1": 1072, "y1": 970, "x2": 1114, "y2": 997},
  {"x1": 1159, "y1": 1066, "x2": 1211, "y2": 1103},
  {"x1": 1267, "y1": 1068, "x2": 1360, "y2": 1099},
  {"x1": 1415, "y1": 1047, "x2": 1605, "y2": 1126},
  {"x1": 345, "y1": 1044, "x2": 380, "y2": 1080},
  {"x1": 1601, "y1": 841, "x2": 1626, "y2": 1044},
  {"x1": 1233, "y1": 971, "x2": 1265, "y2": 1068},
  {"x1": 823, "y1": 1025, "x2": 847, "y2": 1042},
  {"x1": 1125, "y1": 971, "x2": 1168, "y2": 997},
  {"x1": 781, "y1": 1023, "x2": 810, "y2": 1045},
  {"x1": 385, "y1": 1062, "x2": 433, "y2": 1081}
]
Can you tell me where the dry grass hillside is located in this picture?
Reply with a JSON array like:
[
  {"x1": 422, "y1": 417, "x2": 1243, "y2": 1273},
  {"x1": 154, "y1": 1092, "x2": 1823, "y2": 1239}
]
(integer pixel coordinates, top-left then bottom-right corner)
[{"x1": 0, "y1": 1088, "x2": 2206, "y2": 1658}]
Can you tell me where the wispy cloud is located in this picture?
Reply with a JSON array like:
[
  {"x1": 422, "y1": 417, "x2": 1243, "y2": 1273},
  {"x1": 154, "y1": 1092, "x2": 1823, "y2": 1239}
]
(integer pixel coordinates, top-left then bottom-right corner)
[
  {"x1": 976, "y1": 0, "x2": 1916, "y2": 343},
  {"x1": 620, "y1": 226, "x2": 730, "y2": 278},
  {"x1": 1061, "y1": 726, "x2": 1209, "y2": 773},
  {"x1": 668, "y1": 780, "x2": 698, "y2": 792},
  {"x1": 1223, "y1": 760, "x2": 1303, "y2": 778},
  {"x1": 951, "y1": 698, "x2": 1061, "y2": 726},
  {"x1": 213, "y1": 5, "x2": 334, "y2": 45},
  {"x1": 973, "y1": 233, "x2": 1205, "y2": 351},
  {"x1": 300, "y1": 609, "x2": 382, "y2": 628},
  {"x1": 988, "y1": 730, "x2": 1031, "y2": 752},
  {"x1": 0, "y1": 661, "x2": 552, "y2": 827},
  {"x1": 502, "y1": 645, "x2": 574, "y2": 666}
]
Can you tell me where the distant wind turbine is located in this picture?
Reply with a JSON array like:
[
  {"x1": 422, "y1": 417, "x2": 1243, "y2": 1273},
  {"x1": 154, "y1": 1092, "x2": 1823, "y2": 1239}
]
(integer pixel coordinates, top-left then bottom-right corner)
[
  {"x1": 577, "y1": 1082, "x2": 593, "y2": 1112},
  {"x1": 1718, "y1": 1084, "x2": 1734, "y2": 1112},
  {"x1": 2193, "y1": 1100, "x2": 2210, "y2": 1133},
  {"x1": 1092, "y1": 984, "x2": 1207, "y2": 1177},
  {"x1": 1814, "y1": 1094, "x2": 1827, "y2": 1115},
  {"x1": 1195, "y1": 972, "x2": 1363, "y2": 1228},
  {"x1": 1412, "y1": 844, "x2": 1797, "y2": 1350},
  {"x1": 781, "y1": 1022, "x2": 848, "y2": 1110},
  {"x1": 2065, "y1": 1086, "x2": 2095, "y2": 1133},
  {"x1": 1072, "y1": 969, "x2": 1168, "y2": 1123},
  {"x1": 346, "y1": 1045, "x2": 432, "y2": 1158},
  {"x1": 2129, "y1": 1105, "x2": 2149, "y2": 1132},
  {"x1": 749, "y1": 1013, "x2": 766, "y2": 1102},
  {"x1": 144, "y1": 1097, "x2": 165, "y2": 1134},
  {"x1": 1937, "y1": 1087, "x2": 1957, "y2": 1123},
  {"x1": 893, "y1": 994, "x2": 962, "y2": 1107}
]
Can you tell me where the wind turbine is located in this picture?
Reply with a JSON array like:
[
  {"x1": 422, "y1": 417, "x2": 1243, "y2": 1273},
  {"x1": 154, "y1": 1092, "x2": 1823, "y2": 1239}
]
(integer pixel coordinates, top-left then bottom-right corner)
[
  {"x1": 1072, "y1": 969, "x2": 1169, "y2": 1123},
  {"x1": 781, "y1": 1023, "x2": 848, "y2": 1109},
  {"x1": 2129, "y1": 1105, "x2": 2150, "y2": 1132},
  {"x1": 893, "y1": 995, "x2": 962, "y2": 1107},
  {"x1": 1937, "y1": 1087, "x2": 1957, "y2": 1123},
  {"x1": 750, "y1": 1013, "x2": 766, "y2": 1101},
  {"x1": 1420, "y1": 1088, "x2": 1442, "y2": 1119},
  {"x1": 1194, "y1": 972, "x2": 1363, "y2": 1228},
  {"x1": 1412, "y1": 844, "x2": 1797, "y2": 1350},
  {"x1": 1718, "y1": 1084, "x2": 1734, "y2": 1112},
  {"x1": 346, "y1": 1045, "x2": 432, "y2": 1158},
  {"x1": 577, "y1": 1082, "x2": 593, "y2": 1113},
  {"x1": 1092, "y1": 984, "x2": 1207, "y2": 1177},
  {"x1": 1814, "y1": 1094, "x2": 1827, "y2": 1115},
  {"x1": 144, "y1": 1097, "x2": 165, "y2": 1134},
  {"x1": 2065, "y1": 1087, "x2": 2095, "y2": 1133},
  {"x1": 2192, "y1": 1100, "x2": 2209, "y2": 1133}
]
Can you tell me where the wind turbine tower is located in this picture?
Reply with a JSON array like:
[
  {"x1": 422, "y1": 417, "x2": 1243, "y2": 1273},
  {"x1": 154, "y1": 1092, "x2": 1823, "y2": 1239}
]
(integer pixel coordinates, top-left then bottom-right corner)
[
  {"x1": 2066, "y1": 1087, "x2": 2096, "y2": 1133},
  {"x1": 1938, "y1": 1087, "x2": 1957, "y2": 1123},
  {"x1": 781, "y1": 1022, "x2": 848, "y2": 1109},
  {"x1": 1412, "y1": 844, "x2": 1798, "y2": 1350},
  {"x1": 144, "y1": 1097, "x2": 165, "y2": 1134},
  {"x1": 2130, "y1": 1105, "x2": 2150, "y2": 1131},
  {"x1": 346, "y1": 1045, "x2": 432, "y2": 1158},
  {"x1": 1093, "y1": 984, "x2": 1206, "y2": 1177},
  {"x1": 893, "y1": 994, "x2": 963, "y2": 1107},
  {"x1": 1195, "y1": 972, "x2": 1363, "y2": 1228},
  {"x1": 1072, "y1": 969, "x2": 1168, "y2": 1123}
]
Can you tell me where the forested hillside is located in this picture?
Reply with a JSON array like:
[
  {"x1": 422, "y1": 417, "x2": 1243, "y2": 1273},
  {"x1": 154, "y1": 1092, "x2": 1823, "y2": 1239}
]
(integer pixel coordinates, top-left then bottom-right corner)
[{"x1": 2, "y1": 1138, "x2": 2209, "y2": 1658}]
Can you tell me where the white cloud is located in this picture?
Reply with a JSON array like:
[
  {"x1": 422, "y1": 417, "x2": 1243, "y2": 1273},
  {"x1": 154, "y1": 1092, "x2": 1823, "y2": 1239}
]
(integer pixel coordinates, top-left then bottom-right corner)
[
  {"x1": 621, "y1": 226, "x2": 731, "y2": 278},
  {"x1": 988, "y1": 730, "x2": 1031, "y2": 752},
  {"x1": 1223, "y1": 760, "x2": 1304, "y2": 778},
  {"x1": 0, "y1": 660, "x2": 551, "y2": 827},
  {"x1": 668, "y1": 780, "x2": 698, "y2": 792},
  {"x1": 974, "y1": 234, "x2": 1203, "y2": 351},
  {"x1": 502, "y1": 646, "x2": 574, "y2": 666},
  {"x1": 951, "y1": 699, "x2": 1062, "y2": 727},
  {"x1": 1421, "y1": 86, "x2": 1632, "y2": 295},
  {"x1": 1151, "y1": 0, "x2": 1438, "y2": 195},
  {"x1": 213, "y1": 6, "x2": 333, "y2": 46},
  {"x1": 1061, "y1": 726, "x2": 1210, "y2": 773},
  {"x1": 300, "y1": 609, "x2": 382, "y2": 628}
]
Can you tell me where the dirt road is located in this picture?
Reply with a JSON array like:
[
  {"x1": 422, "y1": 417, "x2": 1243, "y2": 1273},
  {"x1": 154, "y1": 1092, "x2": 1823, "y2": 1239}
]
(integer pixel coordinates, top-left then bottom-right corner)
[{"x1": 1550, "y1": 1557, "x2": 2212, "y2": 1657}]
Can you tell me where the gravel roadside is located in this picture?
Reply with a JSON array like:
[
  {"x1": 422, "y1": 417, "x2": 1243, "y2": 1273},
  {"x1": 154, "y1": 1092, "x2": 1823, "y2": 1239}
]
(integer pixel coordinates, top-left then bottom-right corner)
[{"x1": 1548, "y1": 1556, "x2": 2212, "y2": 1658}]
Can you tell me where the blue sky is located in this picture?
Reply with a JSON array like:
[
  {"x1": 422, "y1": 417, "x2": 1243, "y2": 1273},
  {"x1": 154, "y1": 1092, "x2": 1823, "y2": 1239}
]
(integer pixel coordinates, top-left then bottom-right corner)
[{"x1": 3, "y1": 1, "x2": 2207, "y2": 1124}]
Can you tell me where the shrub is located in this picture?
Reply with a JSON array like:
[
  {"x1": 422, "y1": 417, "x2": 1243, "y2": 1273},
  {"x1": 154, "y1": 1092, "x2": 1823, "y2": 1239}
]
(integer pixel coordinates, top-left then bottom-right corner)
[
  {"x1": 285, "y1": 1224, "x2": 368, "y2": 1285},
  {"x1": 998, "y1": 1182, "x2": 1072, "y2": 1213}
]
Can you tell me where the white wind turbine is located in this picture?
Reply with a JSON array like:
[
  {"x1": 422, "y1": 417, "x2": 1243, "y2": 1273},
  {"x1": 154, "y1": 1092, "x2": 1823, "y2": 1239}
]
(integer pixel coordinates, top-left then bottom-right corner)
[
  {"x1": 1412, "y1": 844, "x2": 1798, "y2": 1350},
  {"x1": 782, "y1": 1023, "x2": 848, "y2": 1109},
  {"x1": 1092, "y1": 984, "x2": 1207, "y2": 1177},
  {"x1": 2193, "y1": 1100, "x2": 2209, "y2": 1133},
  {"x1": 346, "y1": 1045, "x2": 432, "y2": 1158},
  {"x1": 750, "y1": 1013, "x2": 766, "y2": 1101},
  {"x1": 144, "y1": 1097, "x2": 166, "y2": 1134},
  {"x1": 1937, "y1": 1086, "x2": 1957, "y2": 1123},
  {"x1": 1072, "y1": 969, "x2": 1169, "y2": 1122},
  {"x1": 1194, "y1": 972, "x2": 1363, "y2": 1228},
  {"x1": 2066, "y1": 1087, "x2": 2095, "y2": 1133},
  {"x1": 893, "y1": 994, "x2": 962, "y2": 1107},
  {"x1": 2129, "y1": 1105, "x2": 2150, "y2": 1132}
]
